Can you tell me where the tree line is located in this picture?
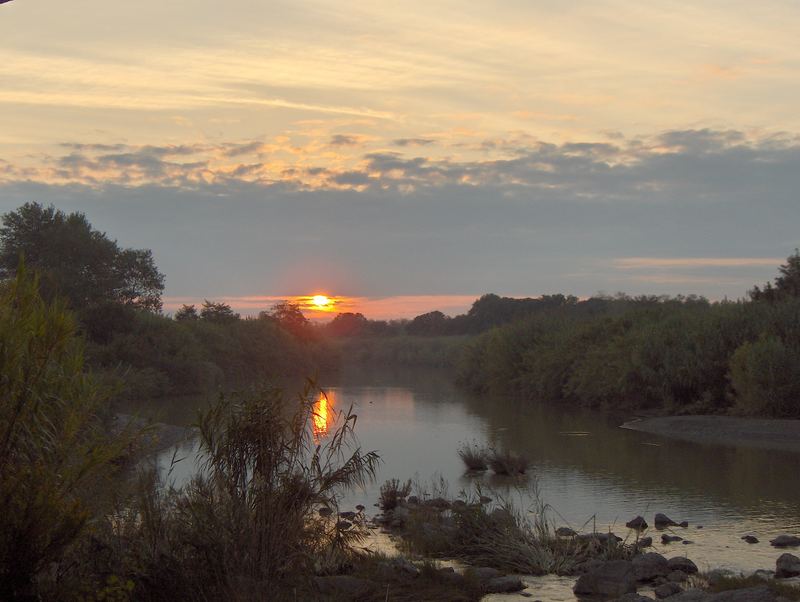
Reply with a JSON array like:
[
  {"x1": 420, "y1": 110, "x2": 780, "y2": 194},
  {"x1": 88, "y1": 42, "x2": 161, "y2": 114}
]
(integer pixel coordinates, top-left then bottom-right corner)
[
  {"x1": 457, "y1": 252, "x2": 800, "y2": 417},
  {"x1": 0, "y1": 203, "x2": 330, "y2": 401}
]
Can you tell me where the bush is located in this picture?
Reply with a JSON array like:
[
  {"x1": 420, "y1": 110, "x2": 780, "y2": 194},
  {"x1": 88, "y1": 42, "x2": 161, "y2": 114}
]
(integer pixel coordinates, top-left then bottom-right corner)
[
  {"x1": 99, "y1": 384, "x2": 381, "y2": 600},
  {"x1": 0, "y1": 265, "x2": 134, "y2": 600},
  {"x1": 380, "y1": 478, "x2": 412, "y2": 511},
  {"x1": 488, "y1": 449, "x2": 529, "y2": 476},
  {"x1": 457, "y1": 442, "x2": 489, "y2": 471}
]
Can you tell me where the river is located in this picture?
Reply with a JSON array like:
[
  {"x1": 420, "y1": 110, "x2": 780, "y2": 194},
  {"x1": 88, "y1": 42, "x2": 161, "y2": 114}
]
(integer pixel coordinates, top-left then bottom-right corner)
[{"x1": 140, "y1": 365, "x2": 800, "y2": 599}]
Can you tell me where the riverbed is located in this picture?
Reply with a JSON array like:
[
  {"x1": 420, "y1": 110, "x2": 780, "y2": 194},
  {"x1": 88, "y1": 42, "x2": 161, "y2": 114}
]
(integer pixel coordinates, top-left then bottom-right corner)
[{"x1": 135, "y1": 366, "x2": 800, "y2": 600}]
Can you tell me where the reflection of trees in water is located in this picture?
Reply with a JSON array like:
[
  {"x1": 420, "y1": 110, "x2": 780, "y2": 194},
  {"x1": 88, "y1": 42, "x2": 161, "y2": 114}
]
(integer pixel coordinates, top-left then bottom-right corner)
[{"x1": 454, "y1": 380, "x2": 800, "y2": 516}]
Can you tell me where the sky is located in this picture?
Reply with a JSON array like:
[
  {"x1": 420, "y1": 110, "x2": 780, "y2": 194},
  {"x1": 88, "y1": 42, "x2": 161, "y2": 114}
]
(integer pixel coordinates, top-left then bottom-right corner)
[{"x1": 1, "y1": 1, "x2": 799, "y2": 319}]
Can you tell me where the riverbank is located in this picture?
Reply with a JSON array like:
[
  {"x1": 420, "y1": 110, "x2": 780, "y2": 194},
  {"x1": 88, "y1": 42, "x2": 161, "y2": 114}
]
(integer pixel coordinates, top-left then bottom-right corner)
[{"x1": 620, "y1": 415, "x2": 800, "y2": 454}]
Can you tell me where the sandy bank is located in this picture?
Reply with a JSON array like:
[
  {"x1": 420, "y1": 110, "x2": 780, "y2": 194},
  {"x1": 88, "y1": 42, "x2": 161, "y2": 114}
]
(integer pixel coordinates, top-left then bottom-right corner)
[{"x1": 620, "y1": 415, "x2": 800, "y2": 454}]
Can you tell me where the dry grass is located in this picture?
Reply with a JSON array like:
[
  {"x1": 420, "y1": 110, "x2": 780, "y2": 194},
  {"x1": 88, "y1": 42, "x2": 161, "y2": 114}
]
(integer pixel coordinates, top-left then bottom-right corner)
[
  {"x1": 457, "y1": 442, "x2": 489, "y2": 471},
  {"x1": 380, "y1": 478, "x2": 412, "y2": 511},
  {"x1": 701, "y1": 574, "x2": 800, "y2": 600},
  {"x1": 488, "y1": 449, "x2": 529, "y2": 475}
]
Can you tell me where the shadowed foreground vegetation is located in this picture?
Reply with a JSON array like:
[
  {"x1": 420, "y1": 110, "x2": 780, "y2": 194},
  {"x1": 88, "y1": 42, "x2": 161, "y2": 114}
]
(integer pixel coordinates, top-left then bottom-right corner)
[{"x1": 0, "y1": 268, "x2": 484, "y2": 600}]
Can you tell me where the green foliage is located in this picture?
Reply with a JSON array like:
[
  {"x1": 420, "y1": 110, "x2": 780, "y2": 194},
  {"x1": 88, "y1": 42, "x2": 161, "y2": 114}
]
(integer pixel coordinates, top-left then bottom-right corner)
[
  {"x1": 199, "y1": 300, "x2": 239, "y2": 323},
  {"x1": 457, "y1": 290, "x2": 800, "y2": 416},
  {"x1": 0, "y1": 203, "x2": 164, "y2": 312},
  {"x1": 94, "y1": 385, "x2": 380, "y2": 600},
  {"x1": 0, "y1": 265, "x2": 131, "y2": 600},
  {"x1": 730, "y1": 334, "x2": 800, "y2": 417}
]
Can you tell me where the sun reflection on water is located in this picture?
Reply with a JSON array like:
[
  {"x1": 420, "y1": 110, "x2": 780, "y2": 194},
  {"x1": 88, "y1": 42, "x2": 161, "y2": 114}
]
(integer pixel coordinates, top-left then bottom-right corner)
[{"x1": 313, "y1": 391, "x2": 335, "y2": 439}]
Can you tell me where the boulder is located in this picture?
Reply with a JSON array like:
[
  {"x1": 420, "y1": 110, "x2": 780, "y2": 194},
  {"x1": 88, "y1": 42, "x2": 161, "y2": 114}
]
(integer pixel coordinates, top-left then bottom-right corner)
[
  {"x1": 437, "y1": 567, "x2": 465, "y2": 586},
  {"x1": 662, "y1": 534, "x2": 684, "y2": 544},
  {"x1": 770, "y1": 535, "x2": 800, "y2": 548},
  {"x1": 776, "y1": 553, "x2": 800, "y2": 578},
  {"x1": 742, "y1": 535, "x2": 759, "y2": 544},
  {"x1": 556, "y1": 526, "x2": 577, "y2": 537},
  {"x1": 655, "y1": 513, "x2": 679, "y2": 529},
  {"x1": 627, "y1": 516, "x2": 649, "y2": 530},
  {"x1": 573, "y1": 560, "x2": 637, "y2": 598},
  {"x1": 479, "y1": 495, "x2": 493, "y2": 504},
  {"x1": 313, "y1": 575, "x2": 373, "y2": 597},
  {"x1": 682, "y1": 540, "x2": 695, "y2": 545},
  {"x1": 612, "y1": 595, "x2": 652, "y2": 602},
  {"x1": 467, "y1": 566, "x2": 502, "y2": 581},
  {"x1": 668, "y1": 570, "x2": 689, "y2": 583},
  {"x1": 318, "y1": 507, "x2": 333, "y2": 517},
  {"x1": 706, "y1": 569, "x2": 735, "y2": 587},
  {"x1": 338, "y1": 511, "x2": 356, "y2": 520},
  {"x1": 637, "y1": 536, "x2": 654, "y2": 548},
  {"x1": 667, "y1": 557, "x2": 698, "y2": 574},
  {"x1": 655, "y1": 582, "x2": 683, "y2": 599},
  {"x1": 485, "y1": 576, "x2": 526, "y2": 593},
  {"x1": 336, "y1": 520, "x2": 352, "y2": 530},
  {"x1": 632, "y1": 552, "x2": 670, "y2": 582},
  {"x1": 666, "y1": 589, "x2": 709, "y2": 602},
  {"x1": 679, "y1": 521, "x2": 689, "y2": 528}
]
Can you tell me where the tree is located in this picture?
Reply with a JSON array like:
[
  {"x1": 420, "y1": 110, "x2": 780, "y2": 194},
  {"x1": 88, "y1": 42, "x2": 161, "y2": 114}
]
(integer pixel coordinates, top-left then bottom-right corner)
[
  {"x1": 326, "y1": 312, "x2": 369, "y2": 337},
  {"x1": 175, "y1": 304, "x2": 199, "y2": 321},
  {"x1": 0, "y1": 203, "x2": 165, "y2": 312},
  {"x1": 263, "y1": 301, "x2": 309, "y2": 337},
  {"x1": 0, "y1": 265, "x2": 132, "y2": 599},
  {"x1": 200, "y1": 300, "x2": 239, "y2": 323},
  {"x1": 750, "y1": 250, "x2": 800, "y2": 302}
]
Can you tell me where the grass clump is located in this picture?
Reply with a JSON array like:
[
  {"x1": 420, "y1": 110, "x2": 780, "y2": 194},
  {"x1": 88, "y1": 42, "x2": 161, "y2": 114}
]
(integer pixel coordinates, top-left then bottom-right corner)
[
  {"x1": 380, "y1": 478, "x2": 412, "y2": 511},
  {"x1": 702, "y1": 574, "x2": 800, "y2": 600},
  {"x1": 488, "y1": 449, "x2": 529, "y2": 475},
  {"x1": 458, "y1": 442, "x2": 489, "y2": 471}
]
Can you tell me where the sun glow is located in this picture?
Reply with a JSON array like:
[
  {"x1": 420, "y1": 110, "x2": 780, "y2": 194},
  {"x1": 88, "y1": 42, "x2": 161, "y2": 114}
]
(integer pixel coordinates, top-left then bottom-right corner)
[{"x1": 312, "y1": 295, "x2": 330, "y2": 307}]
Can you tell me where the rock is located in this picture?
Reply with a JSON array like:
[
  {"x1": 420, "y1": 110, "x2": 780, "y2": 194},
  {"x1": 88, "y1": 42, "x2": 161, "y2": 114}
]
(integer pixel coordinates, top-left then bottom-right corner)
[
  {"x1": 613, "y1": 595, "x2": 653, "y2": 602},
  {"x1": 627, "y1": 516, "x2": 649, "y2": 530},
  {"x1": 479, "y1": 495, "x2": 493, "y2": 504},
  {"x1": 556, "y1": 526, "x2": 577, "y2": 537},
  {"x1": 485, "y1": 576, "x2": 526, "y2": 593},
  {"x1": 407, "y1": 495, "x2": 419, "y2": 505},
  {"x1": 776, "y1": 553, "x2": 800, "y2": 578},
  {"x1": 452, "y1": 499, "x2": 466, "y2": 509},
  {"x1": 655, "y1": 513, "x2": 679, "y2": 529},
  {"x1": 336, "y1": 520, "x2": 352, "y2": 530},
  {"x1": 573, "y1": 560, "x2": 637, "y2": 598},
  {"x1": 437, "y1": 567, "x2": 465, "y2": 585},
  {"x1": 466, "y1": 566, "x2": 502, "y2": 581},
  {"x1": 706, "y1": 569, "x2": 735, "y2": 587},
  {"x1": 753, "y1": 569, "x2": 774, "y2": 581},
  {"x1": 770, "y1": 535, "x2": 800, "y2": 548},
  {"x1": 355, "y1": 504, "x2": 365, "y2": 512},
  {"x1": 318, "y1": 507, "x2": 333, "y2": 517},
  {"x1": 662, "y1": 534, "x2": 684, "y2": 544},
  {"x1": 667, "y1": 557, "x2": 698, "y2": 574},
  {"x1": 655, "y1": 582, "x2": 683, "y2": 598},
  {"x1": 577, "y1": 532, "x2": 623, "y2": 546},
  {"x1": 637, "y1": 536, "x2": 654, "y2": 548},
  {"x1": 388, "y1": 558, "x2": 420, "y2": 577},
  {"x1": 632, "y1": 552, "x2": 670, "y2": 582},
  {"x1": 682, "y1": 540, "x2": 695, "y2": 545},
  {"x1": 679, "y1": 521, "x2": 689, "y2": 528},
  {"x1": 313, "y1": 575, "x2": 373, "y2": 597},
  {"x1": 742, "y1": 535, "x2": 759, "y2": 544},
  {"x1": 697, "y1": 526, "x2": 704, "y2": 529},
  {"x1": 668, "y1": 571, "x2": 689, "y2": 583},
  {"x1": 338, "y1": 511, "x2": 356, "y2": 520}
]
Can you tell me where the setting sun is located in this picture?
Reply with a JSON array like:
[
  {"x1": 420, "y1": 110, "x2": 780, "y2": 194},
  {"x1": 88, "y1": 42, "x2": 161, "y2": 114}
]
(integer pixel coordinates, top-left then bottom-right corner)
[{"x1": 312, "y1": 295, "x2": 330, "y2": 307}]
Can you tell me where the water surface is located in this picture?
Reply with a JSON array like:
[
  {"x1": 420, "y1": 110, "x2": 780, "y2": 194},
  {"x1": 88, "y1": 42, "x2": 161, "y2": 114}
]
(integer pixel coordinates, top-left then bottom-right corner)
[{"x1": 142, "y1": 365, "x2": 800, "y2": 583}]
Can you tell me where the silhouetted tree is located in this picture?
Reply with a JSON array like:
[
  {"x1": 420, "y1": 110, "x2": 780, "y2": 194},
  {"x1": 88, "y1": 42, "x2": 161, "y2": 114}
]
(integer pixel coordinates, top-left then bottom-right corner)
[
  {"x1": 263, "y1": 302, "x2": 309, "y2": 337},
  {"x1": 0, "y1": 202, "x2": 165, "y2": 312},
  {"x1": 175, "y1": 304, "x2": 199, "y2": 321},
  {"x1": 750, "y1": 250, "x2": 800, "y2": 302},
  {"x1": 200, "y1": 300, "x2": 239, "y2": 323},
  {"x1": 326, "y1": 312, "x2": 369, "y2": 337}
]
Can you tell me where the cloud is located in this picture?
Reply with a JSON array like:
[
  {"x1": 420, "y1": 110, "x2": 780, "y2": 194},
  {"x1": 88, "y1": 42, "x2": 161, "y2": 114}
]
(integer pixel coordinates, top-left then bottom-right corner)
[
  {"x1": 392, "y1": 138, "x2": 434, "y2": 147},
  {"x1": 614, "y1": 257, "x2": 783, "y2": 269},
  {"x1": 329, "y1": 134, "x2": 362, "y2": 146}
]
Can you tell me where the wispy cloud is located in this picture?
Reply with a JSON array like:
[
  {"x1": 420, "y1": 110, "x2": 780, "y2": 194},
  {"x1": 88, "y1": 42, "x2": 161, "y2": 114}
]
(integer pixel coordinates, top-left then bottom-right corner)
[{"x1": 614, "y1": 257, "x2": 783, "y2": 269}]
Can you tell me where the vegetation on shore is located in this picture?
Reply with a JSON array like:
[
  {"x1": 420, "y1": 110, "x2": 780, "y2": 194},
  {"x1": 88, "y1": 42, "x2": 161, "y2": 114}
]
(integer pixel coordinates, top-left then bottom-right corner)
[{"x1": 457, "y1": 251, "x2": 800, "y2": 417}]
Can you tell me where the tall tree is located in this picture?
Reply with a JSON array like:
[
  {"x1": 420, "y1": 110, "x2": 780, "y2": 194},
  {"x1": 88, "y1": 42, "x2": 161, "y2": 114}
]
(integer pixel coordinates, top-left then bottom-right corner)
[
  {"x1": 0, "y1": 203, "x2": 165, "y2": 312},
  {"x1": 750, "y1": 250, "x2": 800, "y2": 302}
]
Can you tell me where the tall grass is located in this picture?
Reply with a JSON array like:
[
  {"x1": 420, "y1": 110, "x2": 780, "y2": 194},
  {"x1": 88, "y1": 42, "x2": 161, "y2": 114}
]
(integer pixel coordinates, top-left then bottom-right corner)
[{"x1": 457, "y1": 443, "x2": 488, "y2": 471}]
